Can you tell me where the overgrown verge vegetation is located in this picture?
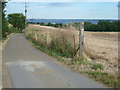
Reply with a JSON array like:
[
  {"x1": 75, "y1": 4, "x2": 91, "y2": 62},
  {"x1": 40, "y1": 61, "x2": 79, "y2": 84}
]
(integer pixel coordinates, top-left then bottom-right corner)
[
  {"x1": 26, "y1": 31, "x2": 118, "y2": 88},
  {"x1": 26, "y1": 30, "x2": 74, "y2": 58},
  {"x1": 2, "y1": 26, "x2": 20, "y2": 41}
]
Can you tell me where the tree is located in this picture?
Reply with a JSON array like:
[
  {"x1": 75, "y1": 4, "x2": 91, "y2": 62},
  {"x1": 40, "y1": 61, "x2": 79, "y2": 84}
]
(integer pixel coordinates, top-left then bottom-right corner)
[
  {"x1": 2, "y1": 2, "x2": 9, "y2": 38},
  {"x1": 98, "y1": 20, "x2": 111, "y2": 31},
  {"x1": 8, "y1": 13, "x2": 25, "y2": 32},
  {"x1": 110, "y1": 21, "x2": 120, "y2": 32},
  {"x1": 84, "y1": 22, "x2": 92, "y2": 31}
]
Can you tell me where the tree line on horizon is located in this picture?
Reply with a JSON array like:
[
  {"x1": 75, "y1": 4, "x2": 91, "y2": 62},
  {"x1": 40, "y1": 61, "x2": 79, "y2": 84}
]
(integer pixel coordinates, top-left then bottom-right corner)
[
  {"x1": 29, "y1": 20, "x2": 120, "y2": 32},
  {"x1": 84, "y1": 20, "x2": 120, "y2": 32}
]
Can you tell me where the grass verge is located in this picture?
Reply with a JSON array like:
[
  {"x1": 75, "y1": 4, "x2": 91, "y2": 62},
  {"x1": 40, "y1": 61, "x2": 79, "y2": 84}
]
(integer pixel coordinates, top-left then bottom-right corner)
[
  {"x1": 28, "y1": 37, "x2": 63, "y2": 58},
  {"x1": 82, "y1": 71, "x2": 119, "y2": 88}
]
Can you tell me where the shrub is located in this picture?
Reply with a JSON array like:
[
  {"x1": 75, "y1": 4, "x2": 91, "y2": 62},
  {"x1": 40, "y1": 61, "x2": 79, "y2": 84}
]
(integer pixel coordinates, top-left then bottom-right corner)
[
  {"x1": 58, "y1": 58, "x2": 65, "y2": 62},
  {"x1": 9, "y1": 27, "x2": 20, "y2": 33},
  {"x1": 92, "y1": 63, "x2": 104, "y2": 70}
]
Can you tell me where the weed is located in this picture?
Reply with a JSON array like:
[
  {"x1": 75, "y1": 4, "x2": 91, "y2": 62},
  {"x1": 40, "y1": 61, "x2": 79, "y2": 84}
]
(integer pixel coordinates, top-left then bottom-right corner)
[
  {"x1": 58, "y1": 58, "x2": 65, "y2": 62},
  {"x1": 91, "y1": 63, "x2": 104, "y2": 70},
  {"x1": 74, "y1": 57, "x2": 89, "y2": 65},
  {"x1": 67, "y1": 61, "x2": 76, "y2": 65}
]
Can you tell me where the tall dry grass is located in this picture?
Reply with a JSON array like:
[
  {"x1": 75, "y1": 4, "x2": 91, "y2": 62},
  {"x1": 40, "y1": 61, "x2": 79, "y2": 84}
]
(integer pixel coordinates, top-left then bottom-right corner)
[{"x1": 25, "y1": 25, "x2": 79, "y2": 58}]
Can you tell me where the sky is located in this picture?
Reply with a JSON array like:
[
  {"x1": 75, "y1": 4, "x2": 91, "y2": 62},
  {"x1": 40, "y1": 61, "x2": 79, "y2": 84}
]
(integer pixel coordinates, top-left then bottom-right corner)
[{"x1": 5, "y1": 0, "x2": 119, "y2": 19}]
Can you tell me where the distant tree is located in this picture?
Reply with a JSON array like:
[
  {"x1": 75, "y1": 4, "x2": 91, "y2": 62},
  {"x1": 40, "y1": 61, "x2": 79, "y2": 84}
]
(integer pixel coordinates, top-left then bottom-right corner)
[
  {"x1": 110, "y1": 21, "x2": 120, "y2": 32},
  {"x1": 8, "y1": 13, "x2": 25, "y2": 32},
  {"x1": 54, "y1": 23, "x2": 60, "y2": 28},
  {"x1": 84, "y1": 22, "x2": 92, "y2": 31},
  {"x1": 98, "y1": 20, "x2": 111, "y2": 31},
  {"x1": 37, "y1": 22, "x2": 40, "y2": 24},
  {"x1": 39, "y1": 23, "x2": 44, "y2": 25},
  {"x1": 59, "y1": 23, "x2": 63, "y2": 28},
  {"x1": 47, "y1": 22, "x2": 53, "y2": 26}
]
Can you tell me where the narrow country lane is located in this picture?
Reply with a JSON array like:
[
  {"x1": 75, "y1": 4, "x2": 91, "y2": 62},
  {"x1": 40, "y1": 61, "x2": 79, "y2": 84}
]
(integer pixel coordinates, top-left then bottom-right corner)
[{"x1": 2, "y1": 34, "x2": 106, "y2": 88}]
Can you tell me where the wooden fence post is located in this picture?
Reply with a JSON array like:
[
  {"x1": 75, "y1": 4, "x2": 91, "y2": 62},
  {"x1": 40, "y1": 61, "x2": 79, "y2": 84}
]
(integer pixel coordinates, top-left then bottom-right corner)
[{"x1": 79, "y1": 22, "x2": 84, "y2": 57}]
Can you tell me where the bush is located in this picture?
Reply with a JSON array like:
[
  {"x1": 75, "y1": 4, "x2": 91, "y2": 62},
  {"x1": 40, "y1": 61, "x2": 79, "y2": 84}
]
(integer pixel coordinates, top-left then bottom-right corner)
[
  {"x1": 9, "y1": 27, "x2": 20, "y2": 33},
  {"x1": 92, "y1": 63, "x2": 104, "y2": 70},
  {"x1": 8, "y1": 13, "x2": 25, "y2": 32}
]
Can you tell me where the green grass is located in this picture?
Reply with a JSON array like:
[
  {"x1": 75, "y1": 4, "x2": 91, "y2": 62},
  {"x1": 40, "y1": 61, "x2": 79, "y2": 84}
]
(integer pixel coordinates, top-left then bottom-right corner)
[
  {"x1": 58, "y1": 58, "x2": 65, "y2": 62},
  {"x1": 9, "y1": 27, "x2": 21, "y2": 33},
  {"x1": 74, "y1": 57, "x2": 89, "y2": 65},
  {"x1": 67, "y1": 57, "x2": 89, "y2": 65},
  {"x1": 92, "y1": 63, "x2": 104, "y2": 70},
  {"x1": 29, "y1": 38, "x2": 63, "y2": 58},
  {"x1": 82, "y1": 71, "x2": 119, "y2": 88}
]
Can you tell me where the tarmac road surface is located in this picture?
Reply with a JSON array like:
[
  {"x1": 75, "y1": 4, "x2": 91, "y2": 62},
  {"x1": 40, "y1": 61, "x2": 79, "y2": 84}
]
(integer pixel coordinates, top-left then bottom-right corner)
[{"x1": 2, "y1": 34, "x2": 106, "y2": 88}]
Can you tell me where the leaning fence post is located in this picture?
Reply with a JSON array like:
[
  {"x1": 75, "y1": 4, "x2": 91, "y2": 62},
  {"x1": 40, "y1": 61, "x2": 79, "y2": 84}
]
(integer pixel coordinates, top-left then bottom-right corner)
[{"x1": 79, "y1": 22, "x2": 84, "y2": 57}]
